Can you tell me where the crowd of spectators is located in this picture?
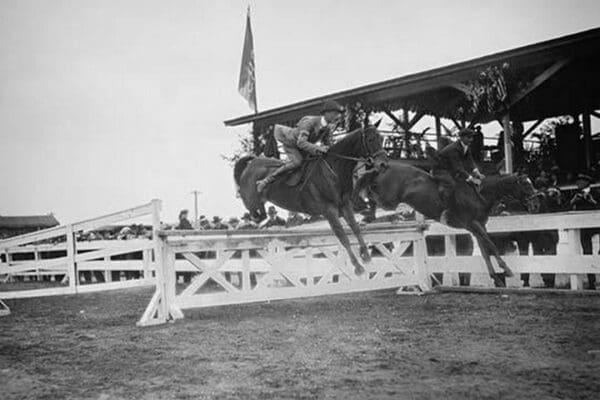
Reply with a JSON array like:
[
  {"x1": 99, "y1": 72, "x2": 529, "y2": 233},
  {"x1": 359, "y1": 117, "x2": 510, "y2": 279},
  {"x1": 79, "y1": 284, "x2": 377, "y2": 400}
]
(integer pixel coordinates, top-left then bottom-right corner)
[{"x1": 171, "y1": 206, "x2": 318, "y2": 232}]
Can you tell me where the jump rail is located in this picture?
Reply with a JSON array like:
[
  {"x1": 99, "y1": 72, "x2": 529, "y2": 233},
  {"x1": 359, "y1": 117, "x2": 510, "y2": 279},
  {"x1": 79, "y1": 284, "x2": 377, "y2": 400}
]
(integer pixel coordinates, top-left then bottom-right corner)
[{"x1": 137, "y1": 223, "x2": 431, "y2": 326}]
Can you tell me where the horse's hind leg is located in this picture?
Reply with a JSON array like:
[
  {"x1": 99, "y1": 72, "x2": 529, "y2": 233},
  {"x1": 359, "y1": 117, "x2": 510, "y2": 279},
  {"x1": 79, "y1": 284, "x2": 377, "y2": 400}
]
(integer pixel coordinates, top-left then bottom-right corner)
[
  {"x1": 471, "y1": 232, "x2": 505, "y2": 288},
  {"x1": 323, "y1": 206, "x2": 365, "y2": 276},
  {"x1": 470, "y1": 220, "x2": 513, "y2": 277},
  {"x1": 341, "y1": 202, "x2": 371, "y2": 263}
]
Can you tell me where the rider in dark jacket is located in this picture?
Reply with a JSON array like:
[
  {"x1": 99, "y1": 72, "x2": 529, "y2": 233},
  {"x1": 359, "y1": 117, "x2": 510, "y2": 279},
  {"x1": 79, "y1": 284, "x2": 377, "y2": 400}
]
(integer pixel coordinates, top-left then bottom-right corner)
[{"x1": 432, "y1": 128, "x2": 485, "y2": 224}]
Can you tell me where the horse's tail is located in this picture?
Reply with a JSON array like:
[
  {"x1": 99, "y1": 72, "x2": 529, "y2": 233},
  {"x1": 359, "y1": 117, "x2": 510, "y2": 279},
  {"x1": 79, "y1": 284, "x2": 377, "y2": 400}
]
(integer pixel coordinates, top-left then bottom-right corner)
[{"x1": 233, "y1": 155, "x2": 255, "y2": 186}]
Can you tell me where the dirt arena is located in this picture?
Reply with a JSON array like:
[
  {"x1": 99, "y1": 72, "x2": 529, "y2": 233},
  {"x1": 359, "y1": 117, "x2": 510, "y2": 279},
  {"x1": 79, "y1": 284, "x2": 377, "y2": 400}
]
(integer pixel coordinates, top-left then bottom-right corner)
[{"x1": 1, "y1": 287, "x2": 599, "y2": 400}]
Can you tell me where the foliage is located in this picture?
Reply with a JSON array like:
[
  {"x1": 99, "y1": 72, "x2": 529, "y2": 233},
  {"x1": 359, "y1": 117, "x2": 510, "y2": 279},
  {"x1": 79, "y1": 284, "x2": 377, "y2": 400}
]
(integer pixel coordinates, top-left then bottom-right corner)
[
  {"x1": 221, "y1": 128, "x2": 262, "y2": 165},
  {"x1": 524, "y1": 116, "x2": 573, "y2": 174},
  {"x1": 460, "y1": 63, "x2": 524, "y2": 119}
]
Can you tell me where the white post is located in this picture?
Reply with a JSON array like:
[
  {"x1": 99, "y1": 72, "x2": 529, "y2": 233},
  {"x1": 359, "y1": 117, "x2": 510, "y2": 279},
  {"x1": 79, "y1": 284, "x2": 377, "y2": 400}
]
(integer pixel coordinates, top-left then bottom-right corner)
[
  {"x1": 443, "y1": 234, "x2": 457, "y2": 286},
  {"x1": 104, "y1": 255, "x2": 112, "y2": 282},
  {"x1": 412, "y1": 236, "x2": 431, "y2": 292},
  {"x1": 557, "y1": 228, "x2": 583, "y2": 290},
  {"x1": 65, "y1": 224, "x2": 77, "y2": 294},
  {"x1": 502, "y1": 114, "x2": 514, "y2": 174},
  {"x1": 142, "y1": 248, "x2": 150, "y2": 282},
  {"x1": 3, "y1": 250, "x2": 12, "y2": 283}
]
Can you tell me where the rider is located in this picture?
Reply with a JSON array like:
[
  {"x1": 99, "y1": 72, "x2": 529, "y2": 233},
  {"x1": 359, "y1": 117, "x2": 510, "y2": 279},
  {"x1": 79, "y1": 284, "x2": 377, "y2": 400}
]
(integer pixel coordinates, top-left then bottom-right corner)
[
  {"x1": 433, "y1": 128, "x2": 486, "y2": 224},
  {"x1": 256, "y1": 100, "x2": 344, "y2": 193}
]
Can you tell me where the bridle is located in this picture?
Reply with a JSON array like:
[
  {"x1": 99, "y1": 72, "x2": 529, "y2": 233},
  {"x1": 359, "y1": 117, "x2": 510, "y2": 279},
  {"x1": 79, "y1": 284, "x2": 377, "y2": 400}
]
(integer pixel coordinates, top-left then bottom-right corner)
[
  {"x1": 327, "y1": 128, "x2": 387, "y2": 166},
  {"x1": 497, "y1": 176, "x2": 537, "y2": 210}
]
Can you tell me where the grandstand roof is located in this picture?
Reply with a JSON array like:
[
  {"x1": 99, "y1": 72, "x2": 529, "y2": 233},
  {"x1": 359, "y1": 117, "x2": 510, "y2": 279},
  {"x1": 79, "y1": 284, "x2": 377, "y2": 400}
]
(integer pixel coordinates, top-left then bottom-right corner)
[{"x1": 225, "y1": 27, "x2": 600, "y2": 128}]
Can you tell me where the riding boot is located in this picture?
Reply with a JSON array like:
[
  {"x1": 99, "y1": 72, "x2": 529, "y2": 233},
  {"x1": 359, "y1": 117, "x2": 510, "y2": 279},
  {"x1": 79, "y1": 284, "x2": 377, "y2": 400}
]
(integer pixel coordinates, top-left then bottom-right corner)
[{"x1": 256, "y1": 163, "x2": 295, "y2": 193}]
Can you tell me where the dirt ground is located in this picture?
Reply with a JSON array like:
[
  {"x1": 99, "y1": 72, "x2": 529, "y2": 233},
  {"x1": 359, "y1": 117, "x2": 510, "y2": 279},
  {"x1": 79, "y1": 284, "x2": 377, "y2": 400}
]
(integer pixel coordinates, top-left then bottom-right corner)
[{"x1": 1, "y1": 287, "x2": 599, "y2": 400}]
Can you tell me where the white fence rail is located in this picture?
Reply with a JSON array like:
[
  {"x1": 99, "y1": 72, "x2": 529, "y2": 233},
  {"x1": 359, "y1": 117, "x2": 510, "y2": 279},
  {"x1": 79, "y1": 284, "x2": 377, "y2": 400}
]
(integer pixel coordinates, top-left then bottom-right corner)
[
  {"x1": 3, "y1": 203, "x2": 600, "y2": 323},
  {"x1": 137, "y1": 224, "x2": 431, "y2": 326},
  {"x1": 424, "y1": 211, "x2": 600, "y2": 289},
  {"x1": 0, "y1": 200, "x2": 161, "y2": 300}
]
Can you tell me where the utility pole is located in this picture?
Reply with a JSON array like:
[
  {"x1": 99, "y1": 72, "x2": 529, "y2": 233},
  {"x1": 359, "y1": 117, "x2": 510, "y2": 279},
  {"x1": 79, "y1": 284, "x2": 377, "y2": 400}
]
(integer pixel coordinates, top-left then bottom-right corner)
[{"x1": 190, "y1": 190, "x2": 202, "y2": 227}]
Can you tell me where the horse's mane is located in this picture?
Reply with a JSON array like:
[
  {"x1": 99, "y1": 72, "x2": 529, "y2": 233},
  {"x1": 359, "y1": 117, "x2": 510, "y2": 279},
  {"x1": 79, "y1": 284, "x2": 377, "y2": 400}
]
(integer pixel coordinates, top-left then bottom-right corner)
[
  {"x1": 328, "y1": 127, "x2": 364, "y2": 156},
  {"x1": 483, "y1": 174, "x2": 519, "y2": 191}
]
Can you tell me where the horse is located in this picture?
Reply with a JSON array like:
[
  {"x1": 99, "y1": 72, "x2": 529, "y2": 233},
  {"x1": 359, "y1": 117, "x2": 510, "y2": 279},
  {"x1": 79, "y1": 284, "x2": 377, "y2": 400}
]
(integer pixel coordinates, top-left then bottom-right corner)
[
  {"x1": 353, "y1": 160, "x2": 536, "y2": 286},
  {"x1": 234, "y1": 126, "x2": 387, "y2": 276}
]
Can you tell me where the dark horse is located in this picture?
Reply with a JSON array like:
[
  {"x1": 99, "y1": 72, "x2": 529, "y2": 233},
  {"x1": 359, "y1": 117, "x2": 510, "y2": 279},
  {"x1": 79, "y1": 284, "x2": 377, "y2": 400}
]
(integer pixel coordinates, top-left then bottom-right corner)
[
  {"x1": 354, "y1": 160, "x2": 536, "y2": 286},
  {"x1": 234, "y1": 126, "x2": 387, "y2": 275}
]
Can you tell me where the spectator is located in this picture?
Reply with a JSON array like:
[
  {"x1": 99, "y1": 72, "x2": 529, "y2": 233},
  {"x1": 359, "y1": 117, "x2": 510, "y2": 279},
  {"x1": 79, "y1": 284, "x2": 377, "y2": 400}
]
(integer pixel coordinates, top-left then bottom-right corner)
[
  {"x1": 569, "y1": 174, "x2": 597, "y2": 211},
  {"x1": 471, "y1": 125, "x2": 484, "y2": 164},
  {"x1": 534, "y1": 171, "x2": 550, "y2": 190},
  {"x1": 549, "y1": 166, "x2": 560, "y2": 187},
  {"x1": 211, "y1": 216, "x2": 229, "y2": 230},
  {"x1": 176, "y1": 209, "x2": 194, "y2": 230},
  {"x1": 228, "y1": 217, "x2": 240, "y2": 230},
  {"x1": 117, "y1": 226, "x2": 133, "y2": 240},
  {"x1": 286, "y1": 211, "x2": 306, "y2": 227},
  {"x1": 199, "y1": 215, "x2": 211, "y2": 230},
  {"x1": 261, "y1": 206, "x2": 286, "y2": 229},
  {"x1": 545, "y1": 187, "x2": 564, "y2": 212},
  {"x1": 238, "y1": 212, "x2": 257, "y2": 229}
]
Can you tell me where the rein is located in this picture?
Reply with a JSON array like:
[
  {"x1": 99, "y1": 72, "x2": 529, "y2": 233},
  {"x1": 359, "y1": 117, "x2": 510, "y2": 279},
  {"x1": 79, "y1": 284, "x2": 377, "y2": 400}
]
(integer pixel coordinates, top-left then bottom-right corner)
[{"x1": 326, "y1": 129, "x2": 387, "y2": 164}]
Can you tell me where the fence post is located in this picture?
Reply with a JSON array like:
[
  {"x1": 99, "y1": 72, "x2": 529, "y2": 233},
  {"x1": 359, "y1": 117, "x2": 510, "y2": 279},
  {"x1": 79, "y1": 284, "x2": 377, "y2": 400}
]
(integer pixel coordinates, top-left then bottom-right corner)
[
  {"x1": 443, "y1": 234, "x2": 458, "y2": 286},
  {"x1": 557, "y1": 228, "x2": 584, "y2": 290},
  {"x1": 412, "y1": 235, "x2": 431, "y2": 292},
  {"x1": 65, "y1": 224, "x2": 78, "y2": 294}
]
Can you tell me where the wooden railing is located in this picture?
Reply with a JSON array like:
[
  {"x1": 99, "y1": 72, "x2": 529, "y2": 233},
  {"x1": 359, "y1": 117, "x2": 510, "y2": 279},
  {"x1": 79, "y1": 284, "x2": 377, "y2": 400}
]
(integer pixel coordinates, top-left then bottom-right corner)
[{"x1": 0, "y1": 200, "x2": 161, "y2": 299}]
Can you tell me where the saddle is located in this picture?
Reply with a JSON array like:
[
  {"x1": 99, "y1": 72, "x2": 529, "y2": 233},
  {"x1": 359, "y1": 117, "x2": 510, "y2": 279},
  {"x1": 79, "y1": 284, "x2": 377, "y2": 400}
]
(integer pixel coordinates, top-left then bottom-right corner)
[{"x1": 268, "y1": 158, "x2": 318, "y2": 187}]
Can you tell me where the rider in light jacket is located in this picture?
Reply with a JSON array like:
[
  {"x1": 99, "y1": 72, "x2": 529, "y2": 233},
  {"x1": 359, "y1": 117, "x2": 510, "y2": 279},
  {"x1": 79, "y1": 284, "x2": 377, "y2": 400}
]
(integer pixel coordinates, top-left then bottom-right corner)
[{"x1": 256, "y1": 100, "x2": 344, "y2": 193}]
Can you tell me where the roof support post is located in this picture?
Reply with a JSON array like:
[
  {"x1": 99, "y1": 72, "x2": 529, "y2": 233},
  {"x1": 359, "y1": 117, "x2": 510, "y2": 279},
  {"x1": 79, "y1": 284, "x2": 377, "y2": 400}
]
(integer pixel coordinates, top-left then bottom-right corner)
[
  {"x1": 435, "y1": 116, "x2": 442, "y2": 149},
  {"x1": 384, "y1": 110, "x2": 404, "y2": 130},
  {"x1": 582, "y1": 110, "x2": 592, "y2": 169},
  {"x1": 502, "y1": 114, "x2": 514, "y2": 174}
]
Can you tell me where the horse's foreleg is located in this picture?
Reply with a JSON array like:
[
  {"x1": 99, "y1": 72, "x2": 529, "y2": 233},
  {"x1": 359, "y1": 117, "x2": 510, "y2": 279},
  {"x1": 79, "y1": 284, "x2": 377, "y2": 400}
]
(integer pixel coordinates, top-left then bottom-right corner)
[
  {"x1": 323, "y1": 207, "x2": 365, "y2": 276},
  {"x1": 341, "y1": 202, "x2": 371, "y2": 263}
]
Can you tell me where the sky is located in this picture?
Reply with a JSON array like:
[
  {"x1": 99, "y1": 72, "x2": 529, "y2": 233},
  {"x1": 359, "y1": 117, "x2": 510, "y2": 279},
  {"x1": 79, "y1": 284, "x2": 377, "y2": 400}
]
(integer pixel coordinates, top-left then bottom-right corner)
[{"x1": 1, "y1": 0, "x2": 599, "y2": 225}]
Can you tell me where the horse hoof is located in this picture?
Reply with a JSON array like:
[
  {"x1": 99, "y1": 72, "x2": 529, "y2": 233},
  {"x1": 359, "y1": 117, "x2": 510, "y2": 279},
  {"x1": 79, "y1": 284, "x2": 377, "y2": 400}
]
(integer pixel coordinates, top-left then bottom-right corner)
[
  {"x1": 354, "y1": 266, "x2": 366, "y2": 276},
  {"x1": 493, "y1": 274, "x2": 506, "y2": 288},
  {"x1": 360, "y1": 252, "x2": 372, "y2": 263}
]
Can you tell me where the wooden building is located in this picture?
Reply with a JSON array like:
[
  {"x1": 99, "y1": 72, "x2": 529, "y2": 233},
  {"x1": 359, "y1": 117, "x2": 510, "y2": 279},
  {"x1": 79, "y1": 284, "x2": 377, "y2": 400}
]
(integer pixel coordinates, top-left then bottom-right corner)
[{"x1": 0, "y1": 214, "x2": 60, "y2": 239}]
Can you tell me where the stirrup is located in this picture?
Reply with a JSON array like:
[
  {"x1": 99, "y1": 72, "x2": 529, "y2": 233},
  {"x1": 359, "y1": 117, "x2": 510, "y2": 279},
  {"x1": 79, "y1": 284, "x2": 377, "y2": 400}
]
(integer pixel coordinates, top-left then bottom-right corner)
[{"x1": 439, "y1": 210, "x2": 450, "y2": 225}]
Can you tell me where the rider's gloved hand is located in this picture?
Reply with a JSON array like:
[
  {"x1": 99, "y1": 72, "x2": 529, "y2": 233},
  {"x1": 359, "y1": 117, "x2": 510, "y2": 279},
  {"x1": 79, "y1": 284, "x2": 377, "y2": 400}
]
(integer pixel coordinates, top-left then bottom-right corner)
[
  {"x1": 316, "y1": 145, "x2": 329, "y2": 155},
  {"x1": 473, "y1": 168, "x2": 485, "y2": 180},
  {"x1": 467, "y1": 175, "x2": 482, "y2": 186}
]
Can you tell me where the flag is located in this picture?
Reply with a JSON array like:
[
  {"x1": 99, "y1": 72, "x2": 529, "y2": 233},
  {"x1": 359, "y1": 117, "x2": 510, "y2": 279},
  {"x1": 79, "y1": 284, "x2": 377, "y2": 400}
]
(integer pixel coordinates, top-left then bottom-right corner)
[{"x1": 238, "y1": 7, "x2": 257, "y2": 113}]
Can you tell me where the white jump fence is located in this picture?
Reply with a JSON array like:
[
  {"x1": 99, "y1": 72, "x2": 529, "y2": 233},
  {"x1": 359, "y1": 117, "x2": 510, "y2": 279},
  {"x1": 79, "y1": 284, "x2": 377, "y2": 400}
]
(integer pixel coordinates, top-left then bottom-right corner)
[
  {"x1": 137, "y1": 224, "x2": 431, "y2": 326},
  {"x1": 0, "y1": 200, "x2": 162, "y2": 304},
  {"x1": 2, "y1": 200, "x2": 600, "y2": 323}
]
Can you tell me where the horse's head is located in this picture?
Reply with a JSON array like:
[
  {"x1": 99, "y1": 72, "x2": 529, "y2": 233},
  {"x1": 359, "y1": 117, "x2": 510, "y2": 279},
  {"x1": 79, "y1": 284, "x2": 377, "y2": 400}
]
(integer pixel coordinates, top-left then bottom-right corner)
[
  {"x1": 361, "y1": 120, "x2": 388, "y2": 170},
  {"x1": 502, "y1": 173, "x2": 537, "y2": 210}
]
